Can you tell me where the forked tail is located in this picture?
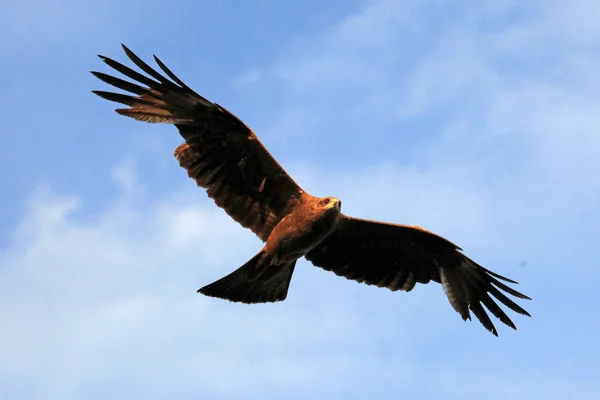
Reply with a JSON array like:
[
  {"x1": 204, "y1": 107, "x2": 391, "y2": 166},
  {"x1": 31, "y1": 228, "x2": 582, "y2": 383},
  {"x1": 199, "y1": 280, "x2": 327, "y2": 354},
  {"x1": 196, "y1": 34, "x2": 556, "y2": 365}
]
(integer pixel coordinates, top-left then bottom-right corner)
[{"x1": 198, "y1": 251, "x2": 296, "y2": 304}]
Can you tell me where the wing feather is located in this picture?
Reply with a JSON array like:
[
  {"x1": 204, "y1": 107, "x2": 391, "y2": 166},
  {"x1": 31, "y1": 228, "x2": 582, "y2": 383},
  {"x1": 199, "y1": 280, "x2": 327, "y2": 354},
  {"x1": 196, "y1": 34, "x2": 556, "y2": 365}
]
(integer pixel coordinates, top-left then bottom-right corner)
[
  {"x1": 92, "y1": 45, "x2": 306, "y2": 240},
  {"x1": 306, "y1": 215, "x2": 531, "y2": 336}
]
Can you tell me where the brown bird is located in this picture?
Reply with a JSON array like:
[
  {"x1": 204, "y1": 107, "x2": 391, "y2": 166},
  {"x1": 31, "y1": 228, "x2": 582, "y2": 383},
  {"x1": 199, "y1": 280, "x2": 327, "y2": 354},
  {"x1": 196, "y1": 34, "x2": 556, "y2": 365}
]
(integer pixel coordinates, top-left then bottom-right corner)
[{"x1": 92, "y1": 44, "x2": 531, "y2": 336}]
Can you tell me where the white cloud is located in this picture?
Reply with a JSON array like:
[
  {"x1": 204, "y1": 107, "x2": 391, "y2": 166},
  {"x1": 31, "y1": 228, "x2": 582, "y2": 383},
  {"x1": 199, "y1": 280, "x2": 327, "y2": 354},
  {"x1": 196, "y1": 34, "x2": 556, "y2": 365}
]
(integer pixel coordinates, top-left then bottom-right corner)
[
  {"x1": 0, "y1": 166, "x2": 424, "y2": 398},
  {"x1": 266, "y1": 0, "x2": 600, "y2": 225},
  {"x1": 0, "y1": 156, "x2": 541, "y2": 399}
]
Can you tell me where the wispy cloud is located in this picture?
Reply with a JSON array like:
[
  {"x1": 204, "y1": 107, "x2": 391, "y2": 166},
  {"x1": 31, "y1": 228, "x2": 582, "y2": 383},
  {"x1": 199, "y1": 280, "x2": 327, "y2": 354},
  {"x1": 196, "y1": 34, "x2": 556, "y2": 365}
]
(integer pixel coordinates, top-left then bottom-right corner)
[
  {"x1": 231, "y1": 68, "x2": 264, "y2": 89},
  {"x1": 0, "y1": 170, "x2": 419, "y2": 398}
]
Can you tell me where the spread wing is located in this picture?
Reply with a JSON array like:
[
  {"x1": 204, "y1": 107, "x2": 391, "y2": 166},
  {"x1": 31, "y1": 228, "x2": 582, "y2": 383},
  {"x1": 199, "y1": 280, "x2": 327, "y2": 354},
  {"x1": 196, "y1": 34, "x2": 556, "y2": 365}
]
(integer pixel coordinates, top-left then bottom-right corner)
[
  {"x1": 305, "y1": 215, "x2": 531, "y2": 336},
  {"x1": 92, "y1": 44, "x2": 305, "y2": 241}
]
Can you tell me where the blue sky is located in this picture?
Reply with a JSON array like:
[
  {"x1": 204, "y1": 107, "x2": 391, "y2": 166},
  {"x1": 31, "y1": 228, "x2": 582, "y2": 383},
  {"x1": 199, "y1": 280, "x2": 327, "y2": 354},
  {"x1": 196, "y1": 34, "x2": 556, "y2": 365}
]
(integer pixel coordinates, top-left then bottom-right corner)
[{"x1": 1, "y1": 0, "x2": 599, "y2": 398}]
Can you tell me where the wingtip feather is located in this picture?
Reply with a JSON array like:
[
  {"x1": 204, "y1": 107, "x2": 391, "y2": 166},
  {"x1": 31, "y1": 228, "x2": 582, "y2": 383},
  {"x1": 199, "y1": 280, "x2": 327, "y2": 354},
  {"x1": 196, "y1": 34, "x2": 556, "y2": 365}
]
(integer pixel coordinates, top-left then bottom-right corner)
[{"x1": 441, "y1": 254, "x2": 531, "y2": 335}]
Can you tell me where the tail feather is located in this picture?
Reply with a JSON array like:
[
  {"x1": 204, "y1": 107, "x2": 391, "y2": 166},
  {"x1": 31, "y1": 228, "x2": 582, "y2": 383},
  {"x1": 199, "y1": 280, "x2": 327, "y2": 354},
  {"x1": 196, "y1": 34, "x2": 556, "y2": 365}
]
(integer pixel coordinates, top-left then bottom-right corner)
[{"x1": 199, "y1": 251, "x2": 295, "y2": 304}]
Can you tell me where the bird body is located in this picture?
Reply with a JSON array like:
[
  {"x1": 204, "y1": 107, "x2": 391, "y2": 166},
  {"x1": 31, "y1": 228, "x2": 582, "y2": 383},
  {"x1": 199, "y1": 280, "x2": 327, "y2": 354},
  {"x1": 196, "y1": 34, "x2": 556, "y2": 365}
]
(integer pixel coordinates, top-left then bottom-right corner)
[
  {"x1": 200, "y1": 195, "x2": 341, "y2": 303},
  {"x1": 93, "y1": 45, "x2": 531, "y2": 335},
  {"x1": 265, "y1": 196, "x2": 342, "y2": 265}
]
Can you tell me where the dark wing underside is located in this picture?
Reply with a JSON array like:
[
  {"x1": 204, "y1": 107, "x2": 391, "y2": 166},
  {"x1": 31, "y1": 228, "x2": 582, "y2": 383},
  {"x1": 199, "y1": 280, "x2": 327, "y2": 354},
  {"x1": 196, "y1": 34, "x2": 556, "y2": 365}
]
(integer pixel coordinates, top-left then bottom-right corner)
[
  {"x1": 92, "y1": 44, "x2": 304, "y2": 241},
  {"x1": 306, "y1": 215, "x2": 531, "y2": 336}
]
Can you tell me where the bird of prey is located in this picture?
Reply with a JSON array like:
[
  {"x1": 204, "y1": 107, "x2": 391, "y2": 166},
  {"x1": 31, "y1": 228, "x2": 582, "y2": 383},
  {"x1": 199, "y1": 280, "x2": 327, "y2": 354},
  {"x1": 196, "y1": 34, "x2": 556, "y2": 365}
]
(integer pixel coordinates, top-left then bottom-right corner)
[{"x1": 92, "y1": 44, "x2": 531, "y2": 336}]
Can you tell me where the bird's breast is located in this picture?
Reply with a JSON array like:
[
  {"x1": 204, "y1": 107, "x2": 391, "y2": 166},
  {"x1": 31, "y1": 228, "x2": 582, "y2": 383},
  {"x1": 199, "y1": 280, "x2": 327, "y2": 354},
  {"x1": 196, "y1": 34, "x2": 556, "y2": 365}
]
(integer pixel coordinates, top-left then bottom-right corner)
[{"x1": 265, "y1": 207, "x2": 340, "y2": 264}]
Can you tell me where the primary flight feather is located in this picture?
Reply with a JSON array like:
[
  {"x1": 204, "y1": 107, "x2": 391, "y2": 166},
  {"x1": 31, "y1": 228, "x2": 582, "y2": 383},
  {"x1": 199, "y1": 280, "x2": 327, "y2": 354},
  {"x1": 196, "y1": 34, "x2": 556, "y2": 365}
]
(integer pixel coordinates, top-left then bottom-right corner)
[{"x1": 92, "y1": 44, "x2": 531, "y2": 336}]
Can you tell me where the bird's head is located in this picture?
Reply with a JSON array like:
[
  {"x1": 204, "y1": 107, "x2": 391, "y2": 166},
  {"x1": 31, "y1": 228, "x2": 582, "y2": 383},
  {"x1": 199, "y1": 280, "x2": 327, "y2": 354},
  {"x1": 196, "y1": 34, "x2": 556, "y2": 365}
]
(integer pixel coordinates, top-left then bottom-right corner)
[{"x1": 319, "y1": 196, "x2": 342, "y2": 211}]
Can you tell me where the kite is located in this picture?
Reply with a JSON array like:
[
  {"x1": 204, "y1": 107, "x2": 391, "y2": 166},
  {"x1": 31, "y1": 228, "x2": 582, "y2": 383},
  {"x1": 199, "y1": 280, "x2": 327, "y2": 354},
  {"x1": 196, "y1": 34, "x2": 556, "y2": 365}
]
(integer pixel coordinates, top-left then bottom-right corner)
[{"x1": 92, "y1": 44, "x2": 531, "y2": 336}]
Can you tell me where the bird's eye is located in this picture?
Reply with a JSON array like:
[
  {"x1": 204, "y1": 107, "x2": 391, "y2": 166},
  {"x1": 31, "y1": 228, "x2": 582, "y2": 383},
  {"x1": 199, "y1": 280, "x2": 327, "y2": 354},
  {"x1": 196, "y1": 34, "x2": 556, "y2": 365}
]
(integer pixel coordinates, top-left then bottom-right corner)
[{"x1": 323, "y1": 198, "x2": 330, "y2": 205}]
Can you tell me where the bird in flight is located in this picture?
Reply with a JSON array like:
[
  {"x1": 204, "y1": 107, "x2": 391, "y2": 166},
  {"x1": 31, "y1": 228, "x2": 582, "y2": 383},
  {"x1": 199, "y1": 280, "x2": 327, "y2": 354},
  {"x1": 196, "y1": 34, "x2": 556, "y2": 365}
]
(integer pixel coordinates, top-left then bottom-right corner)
[{"x1": 92, "y1": 44, "x2": 531, "y2": 336}]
